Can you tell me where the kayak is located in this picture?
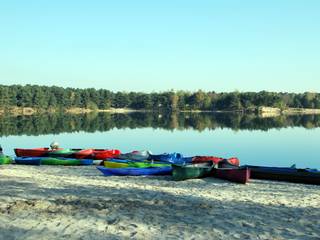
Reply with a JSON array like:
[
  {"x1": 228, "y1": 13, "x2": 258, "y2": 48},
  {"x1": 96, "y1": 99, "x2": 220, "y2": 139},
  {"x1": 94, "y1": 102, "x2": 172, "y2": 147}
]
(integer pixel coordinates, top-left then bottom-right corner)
[
  {"x1": 74, "y1": 149, "x2": 94, "y2": 159},
  {"x1": 172, "y1": 162, "x2": 214, "y2": 181},
  {"x1": 104, "y1": 161, "x2": 128, "y2": 168},
  {"x1": 104, "y1": 159, "x2": 171, "y2": 168},
  {"x1": 192, "y1": 156, "x2": 240, "y2": 166},
  {"x1": 148, "y1": 153, "x2": 192, "y2": 164},
  {"x1": 97, "y1": 166, "x2": 172, "y2": 176},
  {"x1": 192, "y1": 156, "x2": 224, "y2": 164},
  {"x1": 14, "y1": 147, "x2": 120, "y2": 160},
  {"x1": 244, "y1": 165, "x2": 320, "y2": 185},
  {"x1": 117, "y1": 150, "x2": 151, "y2": 161},
  {"x1": 14, "y1": 157, "x2": 41, "y2": 165},
  {"x1": 41, "y1": 157, "x2": 93, "y2": 166},
  {"x1": 0, "y1": 155, "x2": 13, "y2": 164},
  {"x1": 14, "y1": 156, "x2": 93, "y2": 166},
  {"x1": 217, "y1": 158, "x2": 241, "y2": 168},
  {"x1": 14, "y1": 148, "x2": 51, "y2": 157},
  {"x1": 212, "y1": 168, "x2": 250, "y2": 184},
  {"x1": 48, "y1": 149, "x2": 80, "y2": 158},
  {"x1": 93, "y1": 149, "x2": 121, "y2": 160}
]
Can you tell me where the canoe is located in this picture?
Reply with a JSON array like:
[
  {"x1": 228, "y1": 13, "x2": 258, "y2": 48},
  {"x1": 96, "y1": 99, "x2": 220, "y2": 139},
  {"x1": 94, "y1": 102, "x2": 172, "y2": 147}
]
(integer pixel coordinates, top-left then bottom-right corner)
[
  {"x1": 48, "y1": 149, "x2": 80, "y2": 158},
  {"x1": 97, "y1": 166, "x2": 172, "y2": 176},
  {"x1": 192, "y1": 156, "x2": 240, "y2": 166},
  {"x1": 14, "y1": 157, "x2": 41, "y2": 165},
  {"x1": 14, "y1": 148, "x2": 51, "y2": 157},
  {"x1": 244, "y1": 165, "x2": 320, "y2": 185},
  {"x1": 212, "y1": 168, "x2": 250, "y2": 184},
  {"x1": 172, "y1": 162, "x2": 214, "y2": 181},
  {"x1": 41, "y1": 157, "x2": 93, "y2": 165},
  {"x1": 104, "y1": 159, "x2": 171, "y2": 168},
  {"x1": 117, "y1": 150, "x2": 151, "y2": 161},
  {"x1": 93, "y1": 149, "x2": 121, "y2": 160},
  {"x1": 0, "y1": 155, "x2": 13, "y2": 164},
  {"x1": 148, "y1": 153, "x2": 192, "y2": 164}
]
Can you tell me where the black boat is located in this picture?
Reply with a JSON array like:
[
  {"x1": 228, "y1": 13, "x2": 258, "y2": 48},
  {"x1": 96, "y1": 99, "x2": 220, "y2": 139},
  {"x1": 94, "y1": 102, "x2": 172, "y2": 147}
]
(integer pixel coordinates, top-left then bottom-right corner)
[{"x1": 244, "y1": 165, "x2": 320, "y2": 185}]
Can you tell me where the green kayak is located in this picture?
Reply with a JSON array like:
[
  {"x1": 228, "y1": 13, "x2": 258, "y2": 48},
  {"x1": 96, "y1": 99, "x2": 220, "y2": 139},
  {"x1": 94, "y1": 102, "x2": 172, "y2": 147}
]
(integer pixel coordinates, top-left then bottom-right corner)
[
  {"x1": 47, "y1": 149, "x2": 79, "y2": 158},
  {"x1": 40, "y1": 157, "x2": 93, "y2": 166},
  {"x1": 0, "y1": 155, "x2": 13, "y2": 165},
  {"x1": 172, "y1": 162, "x2": 214, "y2": 181},
  {"x1": 104, "y1": 160, "x2": 171, "y2": 168}
]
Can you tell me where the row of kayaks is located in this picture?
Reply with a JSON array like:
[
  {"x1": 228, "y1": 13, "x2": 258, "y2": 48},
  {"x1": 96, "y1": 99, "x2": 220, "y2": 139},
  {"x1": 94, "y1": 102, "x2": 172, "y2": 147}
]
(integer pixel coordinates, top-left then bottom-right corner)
[
  {"x1": 98, "y1": 158, "x2": 250, "y2": 183},
  {"x1": 13, "y1": 148, "x2": 240, "y2": 165},
  {"x1": 1, "y1": 147, "x2": 320, "y2": 185}
]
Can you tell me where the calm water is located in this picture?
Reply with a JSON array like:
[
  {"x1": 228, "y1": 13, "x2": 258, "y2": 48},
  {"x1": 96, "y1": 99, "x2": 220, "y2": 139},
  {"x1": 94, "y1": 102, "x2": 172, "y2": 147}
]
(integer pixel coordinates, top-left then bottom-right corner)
[{"x1": 1, "y1": 112, "x2": 319, "y2": 169}]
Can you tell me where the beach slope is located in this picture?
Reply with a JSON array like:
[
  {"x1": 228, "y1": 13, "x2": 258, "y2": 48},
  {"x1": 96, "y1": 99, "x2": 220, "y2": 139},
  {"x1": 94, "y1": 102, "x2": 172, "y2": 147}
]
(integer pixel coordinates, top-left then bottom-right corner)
[{"x1": 0, "y1": 165, "x2": 319, "y2": 240}]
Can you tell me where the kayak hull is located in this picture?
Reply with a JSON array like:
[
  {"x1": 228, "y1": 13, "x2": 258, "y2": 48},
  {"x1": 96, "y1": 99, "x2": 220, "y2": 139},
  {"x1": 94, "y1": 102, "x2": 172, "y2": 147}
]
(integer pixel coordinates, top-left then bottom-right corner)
[
  {"x1": 41, "y1": 157, "x2": 93, "y2": 165},
  {"x1": 212, "y1": 168, "x2": 250, "y2": 184},
  {"x1": 104, "y1": 159, "x2": 171, "y2": 168},
  {"x1": 245, "y1": 165, "x2": 320, "y2": 185},
  {"x1": 14, "y1": 157, "x2": 42, "y2": 165},
  {"x1": 0, "y1": 156, "x2": 13, "y2": 164},
  {"x1": 93, "y1": 149, "x2": 121, "y2": 160},
  {"x1": 14, "y1": 148, "x2": 50, "y2": 157},
  {"x1": 97, "y1": 166, "x2": 172, "y2": 176},
  {"x1": 192, "y1": 156, "x2": 240, "y2": 166},
  {"x1": 172, "y1": 162, "x2": 213, "y2": 181},
  {"x1": 48, "y1": 149, "x2": 79, "y2": 158}
]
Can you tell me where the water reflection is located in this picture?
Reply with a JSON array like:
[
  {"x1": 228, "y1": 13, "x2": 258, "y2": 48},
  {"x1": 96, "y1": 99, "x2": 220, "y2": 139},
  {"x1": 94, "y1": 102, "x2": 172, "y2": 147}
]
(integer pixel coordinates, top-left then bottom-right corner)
[{"x1": 0, "y1": 112, "x2": 320, "y2": 137}]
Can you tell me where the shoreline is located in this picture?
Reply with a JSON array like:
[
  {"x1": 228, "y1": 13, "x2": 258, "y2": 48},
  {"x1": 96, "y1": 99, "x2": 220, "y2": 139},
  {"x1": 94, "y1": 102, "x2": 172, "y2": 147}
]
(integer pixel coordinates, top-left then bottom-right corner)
[
  {"x1": 1, "y1": 106, "x2": 320, "y2": 116},
  {"x1": 0, "y1": 165, "x2": 319, "y2": 239}
]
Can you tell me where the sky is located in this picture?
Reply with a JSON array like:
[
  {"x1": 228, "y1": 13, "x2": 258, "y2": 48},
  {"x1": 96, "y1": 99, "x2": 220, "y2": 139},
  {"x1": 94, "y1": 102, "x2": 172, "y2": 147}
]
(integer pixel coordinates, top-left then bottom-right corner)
[{"x1": 0, "y1": 0, "x2": 319, "y2": 92}]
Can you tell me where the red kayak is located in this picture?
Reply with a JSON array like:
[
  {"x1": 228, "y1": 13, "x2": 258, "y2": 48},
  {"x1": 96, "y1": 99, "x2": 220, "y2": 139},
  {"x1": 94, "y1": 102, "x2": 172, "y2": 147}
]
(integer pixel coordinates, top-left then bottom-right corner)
[
  {"x1": 74, "y1": 149, "x2": 121, "y2": 159},
  {"x1": 93, "y1": 149, "x2": 121, "y2": 160},
  {"x1": 72, "y1": 149, "x2": 121, "y2": 159},
  {"x1": 14, "y1": 148, "x2": 51, "y2": 157},
  {"x1": 74, "y1": 149, "x2": 94, "y2": 159},
  {"x1": 212, "y1": 168, "x2": 250, "y2": 184},
  {"x1": 192, "y1": 156, "x2": 240, "y2": 166}
]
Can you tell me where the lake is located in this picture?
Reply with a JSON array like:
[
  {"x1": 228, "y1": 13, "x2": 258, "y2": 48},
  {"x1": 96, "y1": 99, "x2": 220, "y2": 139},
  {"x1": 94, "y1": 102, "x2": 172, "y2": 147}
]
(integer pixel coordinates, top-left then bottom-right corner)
[{"x1": 1, "y1": 112, "x2": 319, "y2": 168}]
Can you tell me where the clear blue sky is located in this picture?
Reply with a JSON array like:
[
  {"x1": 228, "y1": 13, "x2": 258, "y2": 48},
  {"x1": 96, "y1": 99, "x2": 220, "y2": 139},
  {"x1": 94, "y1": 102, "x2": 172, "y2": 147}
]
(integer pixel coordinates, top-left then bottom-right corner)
[{"x1": 0, "y1": 0, "x2": 319, "y2": 92}]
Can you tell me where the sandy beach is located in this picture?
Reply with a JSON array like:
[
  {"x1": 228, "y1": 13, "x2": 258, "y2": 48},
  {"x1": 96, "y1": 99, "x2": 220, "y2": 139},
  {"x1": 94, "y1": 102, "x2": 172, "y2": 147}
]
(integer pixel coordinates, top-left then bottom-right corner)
[{"x1": 0, "y1": 165, "x2": 319, "y2": 240}]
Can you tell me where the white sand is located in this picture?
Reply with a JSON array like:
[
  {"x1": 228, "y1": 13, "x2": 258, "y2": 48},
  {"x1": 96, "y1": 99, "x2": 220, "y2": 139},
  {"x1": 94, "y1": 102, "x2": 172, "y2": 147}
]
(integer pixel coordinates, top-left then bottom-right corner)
[{"x1": 0, "y1": 165, "x2": 319, "y2": 240}]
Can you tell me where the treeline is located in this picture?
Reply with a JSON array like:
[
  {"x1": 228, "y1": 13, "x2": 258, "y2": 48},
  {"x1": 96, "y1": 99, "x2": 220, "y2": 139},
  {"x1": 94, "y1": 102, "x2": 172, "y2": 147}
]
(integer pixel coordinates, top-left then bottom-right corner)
[
  {"x1": 0, "y1": 112, "x2": 320, "y2": 136},
  {"x1": 1, "y1": 84, "x2": 320, "y2": 111}
]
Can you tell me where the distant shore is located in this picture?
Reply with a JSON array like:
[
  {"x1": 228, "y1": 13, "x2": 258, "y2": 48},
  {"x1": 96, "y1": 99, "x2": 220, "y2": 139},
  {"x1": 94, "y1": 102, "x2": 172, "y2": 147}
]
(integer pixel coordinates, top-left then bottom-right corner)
[
  {"x1": 0, "y1": 107, "x2": 150, "y2": 116},
  {"x1": 258, "y1": 107, "x2": 320, "y2": 118},
  {"x1": 1, "y1": 106, "x2": 320, "y2": 116}
]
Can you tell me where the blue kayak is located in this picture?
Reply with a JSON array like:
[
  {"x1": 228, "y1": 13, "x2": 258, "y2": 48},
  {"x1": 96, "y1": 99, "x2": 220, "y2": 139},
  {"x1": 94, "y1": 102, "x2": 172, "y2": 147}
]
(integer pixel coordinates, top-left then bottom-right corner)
[
  {"x1": 148, "y1": 153, "x2": 192, "y2": 164},
  {"x1": 97, "y1": 166, "x2": 172, "y2": 176},
  {"x1": 15, "y1": 157, "x2": 42, "y2": 165}
]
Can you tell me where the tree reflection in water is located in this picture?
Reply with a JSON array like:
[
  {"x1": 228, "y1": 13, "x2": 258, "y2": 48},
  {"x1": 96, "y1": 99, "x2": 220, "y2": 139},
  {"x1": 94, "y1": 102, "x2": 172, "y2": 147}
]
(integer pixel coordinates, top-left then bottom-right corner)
[{"x1": 0, "y1": 112, "x2": 320, "y2": 137}]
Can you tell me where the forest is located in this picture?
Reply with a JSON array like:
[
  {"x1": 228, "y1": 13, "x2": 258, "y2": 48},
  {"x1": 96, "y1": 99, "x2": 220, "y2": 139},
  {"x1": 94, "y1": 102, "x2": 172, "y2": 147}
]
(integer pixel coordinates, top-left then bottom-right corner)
[{"x1": 1, "y1": 84, "x2": 320, "y2": 112}]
